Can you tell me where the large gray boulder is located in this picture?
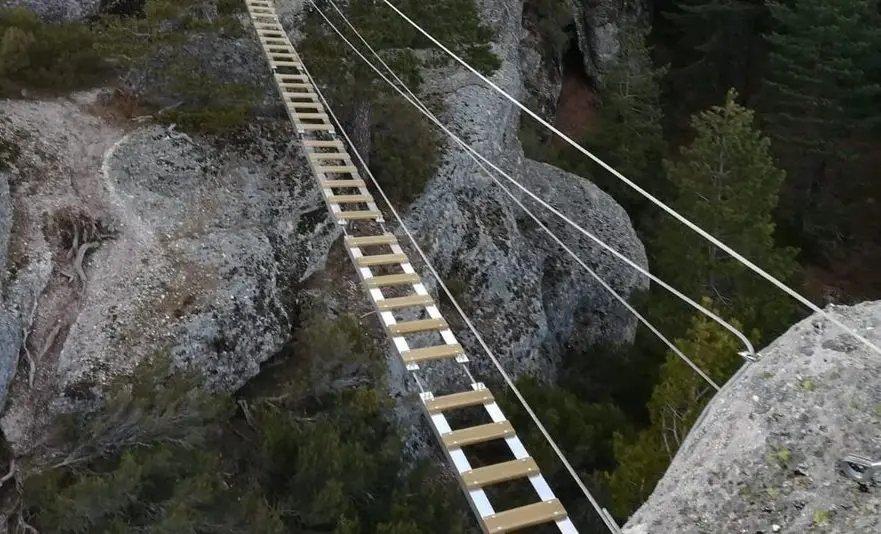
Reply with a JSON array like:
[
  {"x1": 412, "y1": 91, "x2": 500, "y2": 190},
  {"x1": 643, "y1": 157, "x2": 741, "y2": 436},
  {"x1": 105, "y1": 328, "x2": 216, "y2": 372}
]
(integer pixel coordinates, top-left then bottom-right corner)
[
  {"x1": 624, "y1": 300, "x2": 881, "y2": 534},
  {"x1": 573, "y1": 0, "x2": 648, "y2": 81},
  {"x1": 392, "y1": 0, "x2": 648, "y2": 397},
  {"x1": 0, "y1": 91, "x2": 337, "y2": 454},
  {"x1": 0, "y1": 0, "x2": 100, "y2": 21}
]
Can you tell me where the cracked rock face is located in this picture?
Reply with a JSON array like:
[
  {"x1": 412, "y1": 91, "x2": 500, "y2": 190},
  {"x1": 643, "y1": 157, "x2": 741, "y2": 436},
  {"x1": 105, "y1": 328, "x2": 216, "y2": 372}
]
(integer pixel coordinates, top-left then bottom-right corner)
[
  {"x1": 391, "y1": 0, "x2": 647, "y2": 401},
  {"x1": 624, "y1": 300, "x2": 881, "y2": 534},
  {"x1": 0, "y1": 0, "x2": 100, "y2": 21},
  {"x1": 0, "y1": 92, "x2": 337, "y2": 454}
]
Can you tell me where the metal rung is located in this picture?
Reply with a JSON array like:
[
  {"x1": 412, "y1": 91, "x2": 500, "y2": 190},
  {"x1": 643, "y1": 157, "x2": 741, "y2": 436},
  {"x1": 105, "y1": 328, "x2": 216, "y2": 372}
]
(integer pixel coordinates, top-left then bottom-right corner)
[
  {"x1": 375, "y1": 294, "x2": 434, "y2": 311},
  {"x1": 345, "y1": 234, "x2": 397, "y2": 248},
  {"x1": 442, "y1": 421, "x2": 515, "y2": 449},
  {"x1": 355, "y1": 253, "x2": 407, "y2": 267},
  {"x1": 275, "y1": 74, "x2": 306, "y2": 80},
  {"x1": 314, "y1": 165, "x2": 358, "y2": 174},
  {"x1": 327, "y1": 194, "x2": 372, "y2": 204},
  {"x1": 271, "y1": 61, "x2": 300, "y2": 67},
  {"x1": 280, "y1": 82, "x2": 311, "y2": 89},
  {"x1": 425, "y1": 388, "x2": 493, "y2": 413},
  {"x1": 483, "y1": 499, "x2": 568, "y2": 533},
  {"x1": 320, "y1": 179, "x2": 366, "y2": 188},
  {"x1": 462, "y1": 457, "x2": 540, "y2": 490},
  {"x1": 366, "y1": 273, "x2": 420, "y2": 288},
  {"x1": 388, "y1": 318, "x2": 449, "y2": 336},
  {"x1": 335, "y1": 210, "x2": 381, "y2": 221},
  {"x1": 401, "y1": 343, "x2": 464, "y2": 364},
  {"x1": 310, "y1": 152, "x2": 349, "y2": 160},
  {"x1": 260, "y1": 37, "x2": 287, "y2": 43},
  {"x1": 305, "y1": 139, "x2": 344, "y2": 148}
]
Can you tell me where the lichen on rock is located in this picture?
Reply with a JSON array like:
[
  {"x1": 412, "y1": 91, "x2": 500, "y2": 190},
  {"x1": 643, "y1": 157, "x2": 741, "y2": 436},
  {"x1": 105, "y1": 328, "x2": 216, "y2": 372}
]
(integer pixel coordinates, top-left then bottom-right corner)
[{"x1": 623, "y1": 300, "x2": 881, "y2": 534}]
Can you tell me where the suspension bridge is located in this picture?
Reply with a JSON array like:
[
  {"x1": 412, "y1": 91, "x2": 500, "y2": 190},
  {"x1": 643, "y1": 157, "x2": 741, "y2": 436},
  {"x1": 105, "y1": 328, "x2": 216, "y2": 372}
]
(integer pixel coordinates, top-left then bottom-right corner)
[{"x1": 241, "y1": 1, "x2": 881, "y2": 532}]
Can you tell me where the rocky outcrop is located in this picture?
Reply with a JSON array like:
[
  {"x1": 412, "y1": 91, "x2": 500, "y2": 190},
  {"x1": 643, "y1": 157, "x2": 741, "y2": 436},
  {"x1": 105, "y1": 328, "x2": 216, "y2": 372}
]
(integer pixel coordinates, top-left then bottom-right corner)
[
  {"x1": 0, "y1": 0, "x2": 100, "y2": 21},
  {"x1": 623, "y1": 300, "x2": 881, "y2": 534},
  {"x1": 0, "y1": 92, "x2": 337, "y2": 454},
  {"x1": 395, "y1": 0, "x2": 648, "y2": 397},
  {"x1": 573, "y1": 0, "x2": 647, "y2": 81},
  {"x1": 0, "y1": 0, "x2": 648, "y2": 456}
]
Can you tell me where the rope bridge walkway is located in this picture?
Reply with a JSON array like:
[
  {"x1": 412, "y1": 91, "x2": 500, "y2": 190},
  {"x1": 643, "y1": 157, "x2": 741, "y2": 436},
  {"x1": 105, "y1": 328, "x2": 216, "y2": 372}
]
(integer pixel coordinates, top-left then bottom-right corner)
[
  {"x1": 243, "y1": 1, "x2": 581, "y2": 532},
  {"x1": 241, "y1": 0, "x2": 881, "y2": 531}
]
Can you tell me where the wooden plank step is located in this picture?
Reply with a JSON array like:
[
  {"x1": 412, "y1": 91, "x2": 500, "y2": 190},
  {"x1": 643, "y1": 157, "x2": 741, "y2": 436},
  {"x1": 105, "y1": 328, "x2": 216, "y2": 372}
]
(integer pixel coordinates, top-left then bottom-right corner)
[
  {"x1": 285, "y1": 92, "x2": 319, "y2": 100},
  {"x1": 344, "y1": 234, "x2": 397, "y2": 248},
  {"x1": 335, "y1": 210, "x2": 381, "y2": 221},
  {"x1": 401, "y1": 343, "x2": 464, "y2": 364},
  {"x1": 327, "y1": 194, "x2": 372, "y2": 204},
  {"x1": 296, "y1": 123, "x2": 334, "y2": 132},
  {"x1": 319, "y1": 179, "x2": 365, "y2": 189},
  {"x1": 305, "y1": 139, "x2": 344, "y2": 148},
  {"x1": 267, "y1": 46, "x2": 296, "y2": 53},
  {"x1": 314, "y1": 165, "x2": 358, "y2": 174},
  {"x1": 365, "y1": 273, "x2": 420, "y2": 288},
  {"x1": 288, "y1": 102, "x2": 322, "y2": 110},
  {"x1": 276, "y1": 74, "x2": 308, "y2": 81},
  {"x1": 388, "y1": 318, "x2": 449, "y2": 336},
  {"x1": 442, "y1": 421, "x2": 515, "y2": 449},
  {"x1": 375, "y1": 294, "x2": 434, "y2": 311},
  {"x1": 462, "y1": 457, "x2": 539, "y2": 490},
  {"x1": 294, "y1": 113, "x2": 329, "y2": 120},
  {"x1": 355, "y1": 253, "x2": 407, "y2": 267},
  {"x1": 482, "y1": 499, "x2": 567, "y2": 533},
  {"x1": 424, "y1": 388, "x2": 493, "y2": 413},
  {"x1": 309, "y1": 152, "x2": 349, "y2": 161}
]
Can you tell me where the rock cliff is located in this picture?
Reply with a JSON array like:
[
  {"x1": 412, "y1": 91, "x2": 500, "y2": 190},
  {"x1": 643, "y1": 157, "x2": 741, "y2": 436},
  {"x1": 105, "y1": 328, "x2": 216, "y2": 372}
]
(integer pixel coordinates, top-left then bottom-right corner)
[
  {"x1": 0, "y1": 93, "x2": 338, "y2": 453},
  {"x1": 624, "y1": 300, "x2": 881, "y2": 534},
  {"x1": 0, "y1": 0, "x2": 649, "y2": 455},
  {"x1": 380, "y1": 0, "x2": 648, "y2": 395}
]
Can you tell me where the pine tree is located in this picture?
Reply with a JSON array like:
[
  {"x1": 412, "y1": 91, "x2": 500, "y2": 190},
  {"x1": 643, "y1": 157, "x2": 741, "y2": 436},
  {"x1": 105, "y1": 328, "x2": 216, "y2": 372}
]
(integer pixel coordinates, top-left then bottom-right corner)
[
  {"x1": 662, "y1": 0, "x2": 769, "y2": 118},
  {"x1": 651, "y1": 90, "x2": 798, "y2": 341},
  {"x1": 761, "y1": 0, "x2": 881, "y2": 247},
  {"x1": 586, "y1": 23, "x2": 667, "y2": 217},
  {"x1": 606, "y1": 301, "x2": 743, "y2": 517}
]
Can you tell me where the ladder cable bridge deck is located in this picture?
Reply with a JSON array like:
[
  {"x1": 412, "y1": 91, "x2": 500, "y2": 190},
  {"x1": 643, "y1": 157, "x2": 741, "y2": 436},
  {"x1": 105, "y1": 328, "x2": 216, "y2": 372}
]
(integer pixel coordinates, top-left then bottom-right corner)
[{"x1": 244, "y1": 1, "x2": 579, "y2": 532}]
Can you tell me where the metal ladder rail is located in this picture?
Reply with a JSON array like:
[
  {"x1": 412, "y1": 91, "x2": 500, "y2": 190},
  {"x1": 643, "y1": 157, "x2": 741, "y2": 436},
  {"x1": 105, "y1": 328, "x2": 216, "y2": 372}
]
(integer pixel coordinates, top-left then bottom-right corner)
[{"x1": 243, "y1": 2, "x2": 578, "y2": 532}]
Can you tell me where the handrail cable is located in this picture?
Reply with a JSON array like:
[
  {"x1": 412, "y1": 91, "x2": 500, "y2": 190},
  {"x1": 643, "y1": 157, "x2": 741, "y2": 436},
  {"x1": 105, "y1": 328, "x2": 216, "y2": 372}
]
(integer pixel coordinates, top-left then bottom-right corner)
[
  {"x1": 306, "y1": 0, "x2": 757, "y2": 365},
  {"x1": 318, "y1": 0, "x2": 722, "y2": 391},
  {"x1": 304, "y1": 3, "x2": 616, "y2": 530},
  {"x1": 377, "y1": 0, "x2": 881, "y2": 360}
]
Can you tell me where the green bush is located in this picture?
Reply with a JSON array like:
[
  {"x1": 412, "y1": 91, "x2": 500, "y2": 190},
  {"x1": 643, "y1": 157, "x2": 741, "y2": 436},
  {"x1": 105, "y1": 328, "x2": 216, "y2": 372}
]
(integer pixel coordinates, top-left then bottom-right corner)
[
  {"x1": 0, "y1": 7, "x2": 109, "y2": 96},
  {"x1": 20, "y1": 318, "x2": 473, "y2": 534},
  {"x1": 370, "y1": 94, "x2": 443, "y2": 204}
]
